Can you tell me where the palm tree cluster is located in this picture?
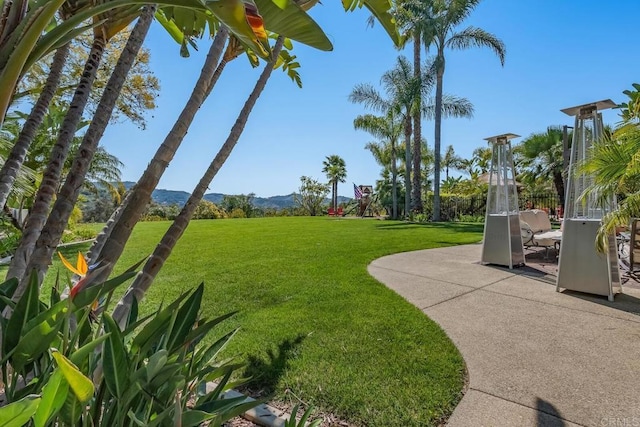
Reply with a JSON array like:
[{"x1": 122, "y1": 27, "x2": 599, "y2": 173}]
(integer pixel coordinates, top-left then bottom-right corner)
[
  {"x1": 0, "y1": 1, "x2": 402, "y2": 324},
  {"x1": 580, "y1": 84, "x2": 640, "y2": 249},
  {"x1": 351, "y1": 0, "x2": 505, "y2": 220}
]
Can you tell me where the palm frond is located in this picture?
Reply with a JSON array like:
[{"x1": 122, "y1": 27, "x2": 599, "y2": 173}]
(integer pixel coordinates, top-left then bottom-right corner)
[
  {"x1": 348, "y1": 83, "x2": 390, "y2": 114},
  {"x1": 445, "y1": 26, "x2": 506, "y2": 65}
]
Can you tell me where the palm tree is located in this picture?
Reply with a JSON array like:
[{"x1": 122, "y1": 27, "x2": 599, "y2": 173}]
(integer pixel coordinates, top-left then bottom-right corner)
[
  {"x1": 0, "y1": 43, "x2": 71, "y2": 210},
  {"x1": 350, "y1": 55, "x2": 472, "y2": 219},
  {"x1": 514, "y1": 126, "x2": 566, "y2": 204},
  {"x1": 350, "y1": 56, "x2": 421, "y2": 218},
  {"x1": 396, "y1": 0, "x2": 437, "y2": 213},
  {"x1": 354, "y1": 113, "x2": 402, "y2": 219},
  {"x1": 16, "y1": 6, "x2": 156, "y2": 288},
  {"x1": 112, "y1": 37, "x2": 287, "y2": 325},
  {"x1": 422, "y1": 0, "x2": 506, "y2": 221},
  {"x1": 472, "y1": 146, "x2": 491, "y2": 173},
  {"x1": 581, "y1": 84, "x2": 640, "y2": 250},
  {"x1": 8, "y1": 6, "x2": 148, "y2": 283},
  {"x1": 322, "y1": 155, "x2": 347, "y2": 211},
  {"x1": 442, "y1": 144, "x2": 462, "y2": 179},
  {"x1": 89, "y1": 2, "x2": 336, "y2": 286}
]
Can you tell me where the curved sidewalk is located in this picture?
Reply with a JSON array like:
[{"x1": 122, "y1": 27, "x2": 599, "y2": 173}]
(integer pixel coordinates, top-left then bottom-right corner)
[{"x1": 369, "y1": 244, "x2": 640, "y2": 427}]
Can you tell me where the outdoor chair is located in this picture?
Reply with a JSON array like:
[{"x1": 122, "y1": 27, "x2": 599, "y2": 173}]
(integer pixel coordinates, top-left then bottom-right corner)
[
  {"x1": 520, "y1": 209, "x2": 562, "y2": 258},
  {"x1": 619, "y1": 218, "x2": 640, "y2": 283},
  {"x1": 328, "y1": 207, "x2": 336, "y2": 216},
  {"x1": 337, "y1": 207, "x2": 343, "y2": 216}
]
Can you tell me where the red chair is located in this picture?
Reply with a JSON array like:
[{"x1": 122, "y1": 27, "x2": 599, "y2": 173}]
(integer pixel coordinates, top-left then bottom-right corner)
[
  {"x1": 328, "y1": 207, "x2": 336, "y2": 216},
  {"x1": 337, "y1": 207, "x2": 344, "y2": 216}
]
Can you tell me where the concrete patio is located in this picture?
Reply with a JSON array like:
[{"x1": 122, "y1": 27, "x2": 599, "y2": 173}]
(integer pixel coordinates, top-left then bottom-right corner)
[{"x1": 368, "y1": 243, "x2": 640, "y2": 427}]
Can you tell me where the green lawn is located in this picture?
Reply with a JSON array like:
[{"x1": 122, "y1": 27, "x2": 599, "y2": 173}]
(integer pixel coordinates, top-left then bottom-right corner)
[{"x1": 8, "y1": 217, "x2": 483, "y2": 426}]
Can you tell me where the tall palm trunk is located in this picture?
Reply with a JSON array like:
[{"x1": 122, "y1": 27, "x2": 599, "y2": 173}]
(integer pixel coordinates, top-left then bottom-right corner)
[
  {"x1": 87, "y1": 190, "x2": 131, "y2": 266},
  {"x1": 403, "y1": 116, "x2": 412, "y2": 219},
  {"x1": 553, "y1": 170, "x2": 565, "y2": 206},
  {"x1": 88, "y1": 34, "x2": 232, "y2": 267},
  {"x1": 92, "y1": 28, "x2": 229, "y2": 283},
  {"x1": 391, "y1": 139, "x2": 397, "y2": 220},
  {"x1": 7, "y1": 34, "x2": 107, "y2": 284},
  {"x1": 0, "y1": 43, "x2": 70, "y2": 209},
  {"x1": 113, "y1": 38, "x2": 285, "y2": 325},
  {"x1": 333, "y1": 181, "x2": 337, "y2": 210},
  {"x1": 411, "y1": 32, "x2": 423, "y2": 213},
  {"x1": 433, "y1": 51, "x2": 445, "y2": 221},
  {"x1": 22, "y1": 7, "x2": 156, "y2": 287}
]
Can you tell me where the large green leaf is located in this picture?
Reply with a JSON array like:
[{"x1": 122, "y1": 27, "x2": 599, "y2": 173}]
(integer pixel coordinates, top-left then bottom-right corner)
[
  {"x1": 145, "y1": 349, "x2": 168, "y2": 383},
  {"x1": 51, "y1": 350, "x2": 94, "y2": 403},
  {"x1": 72, "y1": 268, "x2": 136, "y2": 309},
  {"x1": 69, "y1": 333, "x2": 110, "y2": 367},
  {"x1": 255, "y1": 0, "x2": 332, "y2": 51},
  {"x1": 102, "y1": 313, "x2": 130, "y2": 398},
  {"x1": 11, "y1": 301, "x2": 68, "y2": 371},
  {"x1": 33, "y1": 370, "x2": 69, "y2": 427},
  {"x1": 363, "y1": 0, "x2": 400, "y2": 46},
  {"x1": 182, "y1": 410, "x2": 217, "y2": 427},
  {"x1": 0, "y1": 0, "x2": 65, "y2": 123},
  {"x1": 0, "y1": 395, "x2": 41, "y2": 427},
  {"x1": 184, "y1": 311, "x2": 237, "y2": 350},
  {"x1": 207, "y1": 0, "x2": 270, "y2": 58},
  {"x1": 196, "y1": 328, "x2": 238, "y2": 366},
  {"x1": 166, "y1": 283, "x2": 203, "y2": 351},
  {"x1": 212, "y1": 398, "x2": 267, "y2": 425},
  {"x1": 59, "y1": 392, "x2": 83, "y2": 425},
  {"x1": 342, "y1": 0, "x2": 400, "y2": 46},
  {"x1": 130, "y1": 290, "x2": 191, "y2": 354},
  {"x1": 4, "y1": 270, "x2": 41, "y2": 353},
  {"x1": 0, "y1": 278, "x2": 18, "y2": 312}
]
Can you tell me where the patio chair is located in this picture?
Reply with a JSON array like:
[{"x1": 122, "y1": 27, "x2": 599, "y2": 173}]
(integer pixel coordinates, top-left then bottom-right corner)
[
  {"x1": 328, "y1": 207, "x2": 336, "y2": 216},
  {"x1": 619, "y1": 218, "x2": 640, "y2": 283},
  {"x1": 337, "y1": 207, "x2": 344, "y2": 216}
]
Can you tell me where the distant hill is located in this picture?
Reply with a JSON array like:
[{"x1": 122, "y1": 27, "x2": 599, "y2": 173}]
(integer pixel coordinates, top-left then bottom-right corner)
[{"x1": 122, "y1": 182, "x2": 353, "y2": 209}]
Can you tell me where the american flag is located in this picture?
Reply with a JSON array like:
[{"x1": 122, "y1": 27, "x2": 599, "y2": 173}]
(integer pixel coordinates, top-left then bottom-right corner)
[{"x1": 353, "y1": 183, "x2": 363, "y2": 200}]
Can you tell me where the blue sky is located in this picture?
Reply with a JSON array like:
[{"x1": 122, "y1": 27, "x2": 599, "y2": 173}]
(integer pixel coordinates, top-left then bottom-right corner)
[{"x1": 101, "y1": 0, "x2": 639, "y2": 197}]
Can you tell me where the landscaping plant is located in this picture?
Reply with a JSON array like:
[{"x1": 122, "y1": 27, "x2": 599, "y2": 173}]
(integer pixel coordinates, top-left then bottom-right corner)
[{"x1": 0, "y1": 257, "x2": 255, "y2": 426}]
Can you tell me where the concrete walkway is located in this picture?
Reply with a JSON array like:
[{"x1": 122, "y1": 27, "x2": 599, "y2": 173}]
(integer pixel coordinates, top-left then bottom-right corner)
[{"x1": 368, "y1": 244, "x2": 640, "y2": 427}]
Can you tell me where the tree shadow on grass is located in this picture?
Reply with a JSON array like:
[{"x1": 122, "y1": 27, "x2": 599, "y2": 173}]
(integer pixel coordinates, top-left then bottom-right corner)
[{"x1": 241, "y1": 334, "x2": 306, "y2": 397}]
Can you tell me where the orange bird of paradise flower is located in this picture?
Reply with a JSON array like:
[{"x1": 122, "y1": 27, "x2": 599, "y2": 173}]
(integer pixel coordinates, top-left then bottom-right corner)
[{"x1": 58, "y1": 252, "x2": 90, "y2": 299}]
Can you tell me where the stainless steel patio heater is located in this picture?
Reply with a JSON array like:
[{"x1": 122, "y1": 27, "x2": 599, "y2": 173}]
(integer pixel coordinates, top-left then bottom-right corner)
[
  {"x1": 556, "y1": 100, "x2": 621, "y2": 301},
  {"x1": 481, "y1": 133, "x2": 524, "y2": 268}
]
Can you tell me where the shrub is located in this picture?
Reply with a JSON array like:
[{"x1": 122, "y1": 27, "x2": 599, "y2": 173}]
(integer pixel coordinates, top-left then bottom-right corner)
[
  {"x1": 193, "y1": 200, "x2": 226, "y2": 219},
  {"x1": 229, "y1": 208, "x2": 247, "y2": 219},
  {"x1": 0, "y1": 228, "x2": 20, "y2": 258},
  {"x1": 0, "y1": 261, "x2": 258, "y2": 426},
  {"x1": 60, "y1": 226, "x2": 98, "y2": 244}
]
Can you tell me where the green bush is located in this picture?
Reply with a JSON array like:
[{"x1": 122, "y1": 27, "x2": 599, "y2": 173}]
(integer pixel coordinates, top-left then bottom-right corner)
[
  {"x1": 0, "y1": 262, "x2": 257, "y2": 426},
  {"x1": 140, "y1": 214, "x2": 165, "y2": 222},
  {"x1": 60, "y1": 226, "x2": 98, "y2": 244},
  {"x1": 0, "y1": 228, "x2": 20, "y2": 258},
  {"x1": 457, "y1": 214, "x2": 485, "y2": 223},
  {"x1": 193, "y1": 200, "x2": 226, "y2": 219},
  {"x1": 228, "y1": 208, "x2": 247, "y2": 219}
]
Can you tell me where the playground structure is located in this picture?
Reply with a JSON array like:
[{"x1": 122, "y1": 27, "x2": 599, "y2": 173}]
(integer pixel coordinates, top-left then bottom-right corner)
[
  {"x1": 328, "y1": 185, "x2": 377, "y2": 217},
  {"x1": 356, "y1": 185, "x2": 375, "y2": 217}
]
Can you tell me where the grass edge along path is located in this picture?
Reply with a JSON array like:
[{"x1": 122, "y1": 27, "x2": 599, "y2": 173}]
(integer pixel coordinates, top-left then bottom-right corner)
[{"x1": 30, "y1": 217, "x2": 483, "y2": 426}]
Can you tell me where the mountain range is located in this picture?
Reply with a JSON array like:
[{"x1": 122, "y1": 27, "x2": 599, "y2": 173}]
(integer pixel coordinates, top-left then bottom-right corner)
[{"x1": 122, "y1": 182, "x2": 353, "y2": 209}]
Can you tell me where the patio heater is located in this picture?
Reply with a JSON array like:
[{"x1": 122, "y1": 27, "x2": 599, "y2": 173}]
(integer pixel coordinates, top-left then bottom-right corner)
[
  {"x1": 556, "y1": 100, "x2": 621, "y2": 301},
  {"x1": 481, "y1": 133, "x2": 524, "y2": 268}
]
